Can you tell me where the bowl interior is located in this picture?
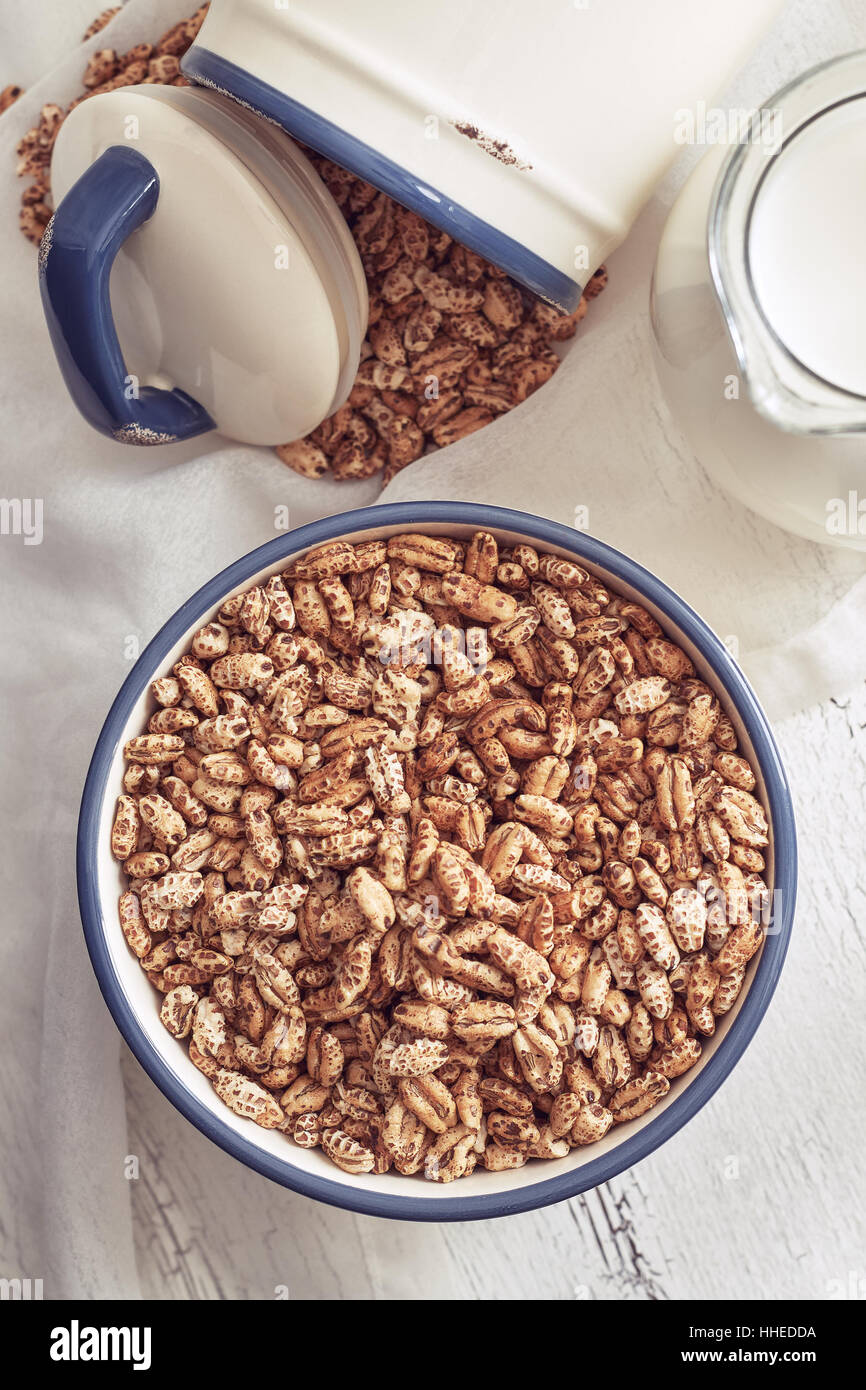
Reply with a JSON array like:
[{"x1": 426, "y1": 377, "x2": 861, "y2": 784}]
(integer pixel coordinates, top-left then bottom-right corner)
[{"x1": 81, "y1": 505, "x2": 794, "y2": 1217}]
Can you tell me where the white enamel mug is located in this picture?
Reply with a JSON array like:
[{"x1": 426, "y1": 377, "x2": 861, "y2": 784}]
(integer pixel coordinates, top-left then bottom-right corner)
[{"x1": 185, "y1": 0, "x2": 785, "y2": 311}]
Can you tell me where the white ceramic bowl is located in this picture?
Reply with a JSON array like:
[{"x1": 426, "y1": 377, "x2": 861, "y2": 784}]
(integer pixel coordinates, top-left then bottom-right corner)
[{"x1": 77, "y1": 502, "x2": 797, "y2": 1220}]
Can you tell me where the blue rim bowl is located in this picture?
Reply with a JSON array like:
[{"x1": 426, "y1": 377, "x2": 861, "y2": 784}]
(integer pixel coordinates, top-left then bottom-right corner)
[{"x1": 77, "y1": 501, "x2": 797, "y2": 1221}]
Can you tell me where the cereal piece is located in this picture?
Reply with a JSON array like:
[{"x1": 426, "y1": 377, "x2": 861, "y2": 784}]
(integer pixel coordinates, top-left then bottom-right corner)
[{"x1": 82, "y1": 8, "x2": 119, "y2": 40}]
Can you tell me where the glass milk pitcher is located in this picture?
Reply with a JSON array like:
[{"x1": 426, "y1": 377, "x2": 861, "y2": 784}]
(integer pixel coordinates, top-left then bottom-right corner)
[{"x1": 652, "y1": 51, "x2": 866, "y2": 551}]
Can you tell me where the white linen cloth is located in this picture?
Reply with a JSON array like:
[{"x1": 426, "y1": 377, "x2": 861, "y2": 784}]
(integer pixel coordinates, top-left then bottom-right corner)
[{"x1": 0, "y1": 0, "x2": 863, "y2": 1299}]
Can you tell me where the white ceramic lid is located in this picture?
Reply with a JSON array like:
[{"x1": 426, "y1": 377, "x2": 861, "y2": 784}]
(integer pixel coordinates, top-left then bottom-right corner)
[{"x1": 50, "y1": 86, "x2": 366, "y2": 446}]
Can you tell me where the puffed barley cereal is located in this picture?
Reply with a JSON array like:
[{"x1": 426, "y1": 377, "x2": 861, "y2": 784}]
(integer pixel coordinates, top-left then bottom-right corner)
[{"x1": 114, "y1": 529, "x2": 771, "y2": 1180}]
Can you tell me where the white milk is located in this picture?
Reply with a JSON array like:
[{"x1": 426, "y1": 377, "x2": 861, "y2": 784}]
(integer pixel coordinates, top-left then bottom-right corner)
[
  {"x1": 651, "y1": 52, "x2": 866, "y2": 550},
  {"x1": 748, "y1": 97, "x2": 866, "y2": 396}
]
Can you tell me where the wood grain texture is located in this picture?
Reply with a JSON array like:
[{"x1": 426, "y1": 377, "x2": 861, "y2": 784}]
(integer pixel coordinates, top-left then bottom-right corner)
[
  {"x1": 121, "y1": 687, "x2": 866, "y2": 1302},
  {"x1": 1, "y1": 0, "x2": 863, "y2": 1309}
]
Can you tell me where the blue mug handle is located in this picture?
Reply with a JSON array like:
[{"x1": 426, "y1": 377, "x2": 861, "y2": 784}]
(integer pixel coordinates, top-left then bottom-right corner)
[{"x1": 39, "y1": 145, "x2": 215, "y2": 446}]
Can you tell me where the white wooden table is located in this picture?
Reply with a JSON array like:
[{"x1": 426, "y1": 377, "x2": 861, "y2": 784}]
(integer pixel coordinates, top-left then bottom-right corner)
[
  {"x1": 2, "y1": 0, "x2": 864, "y2": 1305},
  {"x1": 121, "y1": 685, "x2": 866, "y2": 1301}
]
